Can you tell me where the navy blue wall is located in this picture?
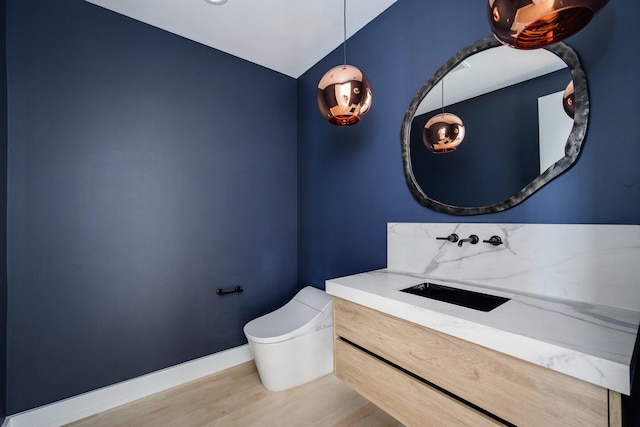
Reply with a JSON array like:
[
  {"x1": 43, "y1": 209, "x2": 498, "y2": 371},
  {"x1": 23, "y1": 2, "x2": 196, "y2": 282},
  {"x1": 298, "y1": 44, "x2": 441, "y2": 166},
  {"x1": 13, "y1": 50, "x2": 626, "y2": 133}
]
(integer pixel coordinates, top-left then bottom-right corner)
[
  {"x1": 3, "y1": 0, "x2": 640, "y2": 419},
  {"x1": 298, "y1": 0, "x2": 640, "y2": 285},
  {"x1": 298, "y1": 0, "x2": 640, "y2": 422},
  {"x1": 6, "y1": 0, "x2": 297, "y2": 413},
  {"x1": 1, "y1": 0, "x2": 7, "y2": 421}
]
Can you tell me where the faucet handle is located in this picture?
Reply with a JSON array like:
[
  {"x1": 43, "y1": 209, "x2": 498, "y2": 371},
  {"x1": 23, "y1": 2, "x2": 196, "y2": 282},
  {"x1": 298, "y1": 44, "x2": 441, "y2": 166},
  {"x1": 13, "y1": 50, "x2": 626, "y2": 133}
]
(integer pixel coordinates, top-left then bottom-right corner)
[
  {"x1": 436, "y1": 233, "x2": 459, "y2": 243},
  {"x1": 482, "y1": 235, "x2": 503, "y2": 246}
]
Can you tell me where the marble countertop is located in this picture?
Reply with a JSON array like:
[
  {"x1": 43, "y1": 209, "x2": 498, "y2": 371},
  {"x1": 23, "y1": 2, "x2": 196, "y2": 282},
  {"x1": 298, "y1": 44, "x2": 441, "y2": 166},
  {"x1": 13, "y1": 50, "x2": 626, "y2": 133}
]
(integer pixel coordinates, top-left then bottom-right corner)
[{"x1": 326, "y1": 269, "x2": 640, "y2": 395}]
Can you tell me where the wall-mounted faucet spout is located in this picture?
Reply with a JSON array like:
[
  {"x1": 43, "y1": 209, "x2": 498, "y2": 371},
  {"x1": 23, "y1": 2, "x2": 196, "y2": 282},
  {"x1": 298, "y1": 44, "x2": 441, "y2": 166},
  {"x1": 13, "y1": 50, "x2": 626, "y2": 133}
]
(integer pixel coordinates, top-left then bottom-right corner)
[{"x1": 457, "y1": 234, "x2": 479, "y2": 247}]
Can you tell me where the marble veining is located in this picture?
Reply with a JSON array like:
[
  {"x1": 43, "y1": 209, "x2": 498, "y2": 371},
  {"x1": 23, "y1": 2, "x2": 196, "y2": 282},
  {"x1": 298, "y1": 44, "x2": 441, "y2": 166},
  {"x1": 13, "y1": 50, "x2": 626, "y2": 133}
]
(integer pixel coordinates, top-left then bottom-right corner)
[
  {"x1": 325, "y1": 223, "x2": 640, "y2": 395},
  {"x1": 387, "y1": 223, "x2": 640, "y2": 310}
]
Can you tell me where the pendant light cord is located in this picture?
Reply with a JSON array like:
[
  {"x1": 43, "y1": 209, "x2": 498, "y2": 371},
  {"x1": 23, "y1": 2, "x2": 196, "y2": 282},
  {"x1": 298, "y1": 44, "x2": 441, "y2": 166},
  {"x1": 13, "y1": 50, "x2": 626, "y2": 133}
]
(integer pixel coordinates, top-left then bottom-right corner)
[
  {"x1": 441, "y1": 78, "x2": 445, "y2": 116},
  {"x1": 343, "y1": 0, "x2": 347, "y2": 65}
]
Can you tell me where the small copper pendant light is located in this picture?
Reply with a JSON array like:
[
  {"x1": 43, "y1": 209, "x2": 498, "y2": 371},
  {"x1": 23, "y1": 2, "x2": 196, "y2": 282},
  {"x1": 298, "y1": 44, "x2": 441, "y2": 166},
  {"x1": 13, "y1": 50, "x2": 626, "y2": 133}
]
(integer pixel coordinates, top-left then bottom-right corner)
[
  {"x1": 423, "y1": 79, "x2": 465, "y2": 154},
  {"x1": 563, "y1": 80, "x2": 575, "y2": 118},
  {"x1": 488, "y1": 0, "x2": 608, "y2": 50},
  {"x1": 317, "y1": 0, "x2": 373, "y2": 126}
]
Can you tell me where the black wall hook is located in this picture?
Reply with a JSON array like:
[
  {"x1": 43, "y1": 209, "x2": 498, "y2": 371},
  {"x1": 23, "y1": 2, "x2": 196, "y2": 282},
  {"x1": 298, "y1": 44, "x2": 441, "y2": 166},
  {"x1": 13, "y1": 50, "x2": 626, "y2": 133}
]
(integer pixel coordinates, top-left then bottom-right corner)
[{"x1": 216, "y1": 285, "x2": 244, "y2": 296}]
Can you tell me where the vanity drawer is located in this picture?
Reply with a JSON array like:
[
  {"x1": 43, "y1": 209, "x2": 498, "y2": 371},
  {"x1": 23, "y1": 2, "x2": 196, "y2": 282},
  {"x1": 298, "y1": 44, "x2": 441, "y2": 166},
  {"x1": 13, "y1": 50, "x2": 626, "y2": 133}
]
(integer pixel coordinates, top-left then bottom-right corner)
[
  {"x1": 334, "y1": 297, "x2": 610, "y2": 427},
  {"x1": 335, "y1": 338, "x2": 505, "y2": 426}
]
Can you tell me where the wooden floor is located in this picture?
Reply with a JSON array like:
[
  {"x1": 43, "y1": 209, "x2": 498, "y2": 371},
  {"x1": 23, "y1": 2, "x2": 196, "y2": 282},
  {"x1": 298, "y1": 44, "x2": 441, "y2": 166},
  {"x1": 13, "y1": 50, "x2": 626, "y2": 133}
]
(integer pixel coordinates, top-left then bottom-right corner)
[{"x1": 66, "y1": 361, "x2": 404, "y2": 427}]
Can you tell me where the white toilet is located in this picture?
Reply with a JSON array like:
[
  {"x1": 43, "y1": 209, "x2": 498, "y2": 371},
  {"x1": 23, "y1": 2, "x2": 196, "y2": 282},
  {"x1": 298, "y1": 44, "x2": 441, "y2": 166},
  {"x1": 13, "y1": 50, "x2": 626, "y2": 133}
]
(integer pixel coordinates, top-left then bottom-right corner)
[{"x1": 243, "y1": 286, "x2": 334, "y2": 391}]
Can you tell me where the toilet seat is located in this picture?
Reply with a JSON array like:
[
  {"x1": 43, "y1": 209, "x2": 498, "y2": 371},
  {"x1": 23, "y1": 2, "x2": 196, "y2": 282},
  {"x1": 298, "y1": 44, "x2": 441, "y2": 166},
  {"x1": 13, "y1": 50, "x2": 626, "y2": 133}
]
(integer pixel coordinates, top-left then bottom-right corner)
[
  {"x1": 244, "y1": 286, "x2": 333, "y2": 345},
  {"x1": 243, "y1": 299, "x2": 323, "y2": 344}
]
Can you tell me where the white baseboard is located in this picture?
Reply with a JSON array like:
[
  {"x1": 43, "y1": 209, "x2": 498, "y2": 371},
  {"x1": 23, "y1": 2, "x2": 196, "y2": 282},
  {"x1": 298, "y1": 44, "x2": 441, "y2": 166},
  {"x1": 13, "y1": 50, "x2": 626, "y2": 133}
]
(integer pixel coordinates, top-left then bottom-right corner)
[{"x1": 5, "y1": 345, "x2": 253, "y2": 427}]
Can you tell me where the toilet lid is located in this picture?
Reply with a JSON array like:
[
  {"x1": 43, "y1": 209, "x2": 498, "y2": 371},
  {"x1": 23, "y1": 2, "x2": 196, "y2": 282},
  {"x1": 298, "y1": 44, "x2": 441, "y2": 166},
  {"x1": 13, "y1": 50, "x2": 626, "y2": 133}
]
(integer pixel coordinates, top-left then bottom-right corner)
[
  {"x1": 244, "y1": 299, "x2": 323, "y2": 344},
  {"x1": 293, "y1": 286, "x2": 332, "y2": 312}
]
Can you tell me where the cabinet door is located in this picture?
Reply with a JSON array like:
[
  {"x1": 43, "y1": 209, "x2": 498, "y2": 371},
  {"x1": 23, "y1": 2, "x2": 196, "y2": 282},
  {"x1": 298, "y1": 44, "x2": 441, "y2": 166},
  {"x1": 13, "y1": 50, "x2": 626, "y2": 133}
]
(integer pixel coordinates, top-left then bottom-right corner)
[
  {"x1": 334, "y1": 298, "x2": 610, "y2": 427},
  {"x1": 335, "y1": 339, "x2": 506, "y2": 426}
]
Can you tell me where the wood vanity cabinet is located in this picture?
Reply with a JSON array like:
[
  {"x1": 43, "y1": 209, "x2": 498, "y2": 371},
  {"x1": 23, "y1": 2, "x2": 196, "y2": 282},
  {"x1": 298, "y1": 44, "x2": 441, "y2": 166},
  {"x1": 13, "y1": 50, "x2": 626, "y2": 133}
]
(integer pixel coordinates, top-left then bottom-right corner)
[{"x1": 333, "y1": 297, "x2": 622, "y2": 427}]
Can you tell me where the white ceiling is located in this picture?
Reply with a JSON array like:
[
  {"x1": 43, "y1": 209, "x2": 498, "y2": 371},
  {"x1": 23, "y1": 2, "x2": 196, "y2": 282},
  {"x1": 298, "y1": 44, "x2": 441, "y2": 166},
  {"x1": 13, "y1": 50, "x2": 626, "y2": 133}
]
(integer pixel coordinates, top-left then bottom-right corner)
[{"x1": 83, "y1": 0, "x2": 398, "y2": 78}]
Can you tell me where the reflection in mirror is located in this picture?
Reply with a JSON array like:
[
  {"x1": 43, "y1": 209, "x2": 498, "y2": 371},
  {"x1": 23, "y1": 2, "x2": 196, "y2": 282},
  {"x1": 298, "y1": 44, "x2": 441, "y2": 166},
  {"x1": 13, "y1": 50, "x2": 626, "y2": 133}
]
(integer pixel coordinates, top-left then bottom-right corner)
[
  {"x1": 413, "y1": 48, "x2": 571, "y2": 206},
  {"x1": 401, "y1": 36, "x2": 589, "y2": 215}
]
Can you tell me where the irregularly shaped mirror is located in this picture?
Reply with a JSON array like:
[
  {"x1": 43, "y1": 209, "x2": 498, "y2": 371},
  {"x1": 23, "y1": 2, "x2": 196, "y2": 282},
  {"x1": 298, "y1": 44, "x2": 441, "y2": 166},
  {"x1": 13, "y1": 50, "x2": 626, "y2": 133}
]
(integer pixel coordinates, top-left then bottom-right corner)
[{"x1": 401, "y1": 36, "x2": 588, "y2": 215}]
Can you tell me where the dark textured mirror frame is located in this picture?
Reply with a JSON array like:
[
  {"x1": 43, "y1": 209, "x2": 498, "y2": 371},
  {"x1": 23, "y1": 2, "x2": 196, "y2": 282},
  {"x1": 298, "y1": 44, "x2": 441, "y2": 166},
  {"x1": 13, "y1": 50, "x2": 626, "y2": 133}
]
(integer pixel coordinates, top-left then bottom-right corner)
[{"x1": 400, "y1": 36, "x2": 589, "y2": 216}]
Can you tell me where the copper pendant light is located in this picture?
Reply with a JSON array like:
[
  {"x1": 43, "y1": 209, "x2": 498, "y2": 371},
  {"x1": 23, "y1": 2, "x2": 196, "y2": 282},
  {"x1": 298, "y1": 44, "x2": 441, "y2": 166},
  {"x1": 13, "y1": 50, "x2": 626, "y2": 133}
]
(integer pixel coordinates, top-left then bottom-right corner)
[
  {"x1": 317, "y1": 0, "x2": 373, "y2": 126},
  {"x1": 563, "y1": 80, "x2": 575, "y2": 118},
  {"x1": 423, "y1": 79, "x2": 465, "y2": 154},
  {"x1": 488, "y1": 0, "x2": 609, "y2": 50}
]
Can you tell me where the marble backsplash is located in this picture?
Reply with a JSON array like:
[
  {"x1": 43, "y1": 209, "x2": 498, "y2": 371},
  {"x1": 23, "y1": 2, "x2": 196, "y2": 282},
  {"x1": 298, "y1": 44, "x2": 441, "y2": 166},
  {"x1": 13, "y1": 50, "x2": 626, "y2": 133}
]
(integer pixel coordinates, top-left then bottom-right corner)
[{"x1": 387, "y1": 223, "x2": 640, "y2": 310}]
